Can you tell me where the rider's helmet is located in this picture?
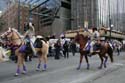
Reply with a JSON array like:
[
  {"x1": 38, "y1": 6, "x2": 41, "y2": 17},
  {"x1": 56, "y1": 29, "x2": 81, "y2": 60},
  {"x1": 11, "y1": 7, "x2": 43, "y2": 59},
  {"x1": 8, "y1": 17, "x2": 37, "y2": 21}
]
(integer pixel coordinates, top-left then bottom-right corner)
[{"x1": 92, "y1": 27, "x2": 97, "y2": 32}]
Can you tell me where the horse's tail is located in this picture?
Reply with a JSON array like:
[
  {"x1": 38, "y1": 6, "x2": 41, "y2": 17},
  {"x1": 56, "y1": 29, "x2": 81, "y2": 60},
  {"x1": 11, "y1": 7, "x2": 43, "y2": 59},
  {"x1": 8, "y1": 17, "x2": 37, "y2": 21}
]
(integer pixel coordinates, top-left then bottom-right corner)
[
  {"x1": 40, "y1": 40, "x2": 49, "y2": 56},
  {"x1": 30, "y1": 41, "x2": 36, "y2": 55}
]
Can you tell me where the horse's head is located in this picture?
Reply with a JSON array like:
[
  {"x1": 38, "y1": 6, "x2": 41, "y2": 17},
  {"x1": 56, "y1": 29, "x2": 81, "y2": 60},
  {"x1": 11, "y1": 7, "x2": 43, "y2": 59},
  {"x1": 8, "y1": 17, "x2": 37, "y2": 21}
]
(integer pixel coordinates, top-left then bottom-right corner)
[
  {"x1": 0, "y1": 28, "x2": 12, "y2": 41},
  {"x1": 6, "y1": 27, "x2": 13, "y2": 38},
  {"x1": 74, "y1": 33, "x2": 88, "y2": 44},
  {"x1": 2, "y1": 28, "x2": 22, "y2": 45}
]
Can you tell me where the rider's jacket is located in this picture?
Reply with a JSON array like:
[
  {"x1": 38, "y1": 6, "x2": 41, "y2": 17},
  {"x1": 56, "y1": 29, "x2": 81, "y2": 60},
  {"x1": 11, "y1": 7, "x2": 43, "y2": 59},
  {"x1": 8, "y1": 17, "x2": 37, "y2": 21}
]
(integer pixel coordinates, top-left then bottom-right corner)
[{"x1": 91, "y1": 31, "x2": 100, "y2": 40}]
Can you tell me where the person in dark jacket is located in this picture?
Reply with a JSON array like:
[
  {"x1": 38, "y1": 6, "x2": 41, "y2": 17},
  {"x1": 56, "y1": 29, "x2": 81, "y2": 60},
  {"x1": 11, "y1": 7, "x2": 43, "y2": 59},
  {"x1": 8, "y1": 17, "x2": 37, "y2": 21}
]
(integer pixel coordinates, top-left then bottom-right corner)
[
  {"x1": 70, "y1": 41, "x2": 76, "y2": 56},
  {"x1": 63, "y1": 41, "x2": 69, "y2": 58},
  {"x1": 54, "y1": 39, "x2": 61, "y2": 59}
]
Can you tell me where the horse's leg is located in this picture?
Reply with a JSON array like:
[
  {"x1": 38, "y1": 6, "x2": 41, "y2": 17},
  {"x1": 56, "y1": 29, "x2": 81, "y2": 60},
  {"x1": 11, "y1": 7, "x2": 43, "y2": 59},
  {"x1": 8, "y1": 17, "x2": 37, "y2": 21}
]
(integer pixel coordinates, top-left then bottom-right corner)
[
  {"x1": 103, "y1": 55, "x2": 108, "y2": 68},
  {"x1": 98, "y1": 55, "x2": 103, "y2": 69},
  {"x1": 29, "y1": 54, "x2": 32, "y2": 61},
  {"x1": 85, "y1": 55, "x2": 90, "y2": 70},
  {"x1": 22, "y1": 54, "x2": 27, "y2": 74},
  {"x1": 15, "y1": 55, "x2": 22, "y2": 76},
  {"x1": 77, "y1": 54, "x2": 83, "y2": 70},
  {"x1": 42, "y1": 54, "x2": 47, "y2": 71},
  {"x1": 36, "y1": 55, "x2": 42, "y2": 71}
]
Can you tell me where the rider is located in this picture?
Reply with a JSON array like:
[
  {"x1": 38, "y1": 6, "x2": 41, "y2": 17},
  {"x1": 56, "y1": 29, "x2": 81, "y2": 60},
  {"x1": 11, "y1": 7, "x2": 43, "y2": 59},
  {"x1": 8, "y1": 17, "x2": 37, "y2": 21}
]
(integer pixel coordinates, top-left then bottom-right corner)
[
  {"x1": 24, "y1": 22, "x2": 35, "y2": 39},
  {"x1": 23, "y1": 22, "x2": 36, "y2": 55},
  {"x1": 91, "y1": 27, "x2": 101, "y2": 52},
  {"x1": 84, "y1": 27, "x2": 101, "y2": 55}
]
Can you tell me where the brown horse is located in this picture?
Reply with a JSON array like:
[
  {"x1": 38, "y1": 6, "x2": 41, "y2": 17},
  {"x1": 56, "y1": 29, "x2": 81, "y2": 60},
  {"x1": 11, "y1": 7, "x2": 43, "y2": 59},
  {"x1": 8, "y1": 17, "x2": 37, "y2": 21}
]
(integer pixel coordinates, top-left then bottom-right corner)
[{"x1": 74, "y1": 33, "x2": 114, "y2": 70}]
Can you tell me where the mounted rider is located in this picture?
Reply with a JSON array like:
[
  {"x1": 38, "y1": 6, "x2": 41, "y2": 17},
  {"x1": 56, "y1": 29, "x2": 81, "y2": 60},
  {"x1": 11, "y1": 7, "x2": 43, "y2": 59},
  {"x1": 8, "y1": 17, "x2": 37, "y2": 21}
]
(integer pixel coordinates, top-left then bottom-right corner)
[
  {"x1": 84, "y1": 27, "x2": 101, "y2": 55},
  {"x1": 23, "y1": 22, "x2": 36, "y2": 55},
  {"x1": 24, "y1": 22, "x2": 35, "y2": 39}
]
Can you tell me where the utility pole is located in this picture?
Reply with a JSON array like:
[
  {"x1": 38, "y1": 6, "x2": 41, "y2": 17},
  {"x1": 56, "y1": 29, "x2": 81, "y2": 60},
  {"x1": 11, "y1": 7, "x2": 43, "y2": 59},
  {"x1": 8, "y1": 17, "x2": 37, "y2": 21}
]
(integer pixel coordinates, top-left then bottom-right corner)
[
  {"x1": 108, "y1": 0, "x2": 112, "y2": 39},
  {"x1": 18, "y1": 0, "x2": 20, "y2": 32},
  {"x1": 117, "y1": 0, "x2": 119, "y2": 31},
  {"x1": 29, "y1": 4, "x2": 32, "y2": 22},
  {"x1": 122, "y1": 0, "x2": 124, "y2": 32},
  {"x1": 122, "y1": 0, "x2": 125, "y2": 31},
  {"x1": 99, "y1": 0, "x2": 102, "y2": 27},
  {"x1": 76, "y1": 0, "x2": 79, "y2": 28}
]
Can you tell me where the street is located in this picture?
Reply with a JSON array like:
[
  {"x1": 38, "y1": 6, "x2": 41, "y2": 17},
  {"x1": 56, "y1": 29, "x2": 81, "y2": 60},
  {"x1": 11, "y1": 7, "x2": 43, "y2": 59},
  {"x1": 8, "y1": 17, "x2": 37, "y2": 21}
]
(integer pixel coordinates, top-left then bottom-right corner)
[
  {"x1": 0, "y1": 52, "x2": 125, "y2": 83},
  {"x1": 0, "y1": 0, "x2": 125, "y2": 83}
]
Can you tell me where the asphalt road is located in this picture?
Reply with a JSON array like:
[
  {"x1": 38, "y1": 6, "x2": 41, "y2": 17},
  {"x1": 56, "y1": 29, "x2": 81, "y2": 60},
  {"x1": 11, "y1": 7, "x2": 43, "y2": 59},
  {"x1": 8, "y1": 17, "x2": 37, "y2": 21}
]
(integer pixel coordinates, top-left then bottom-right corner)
[{"x1": 0, "y1": 52, "x2": 125, "y2": 83}]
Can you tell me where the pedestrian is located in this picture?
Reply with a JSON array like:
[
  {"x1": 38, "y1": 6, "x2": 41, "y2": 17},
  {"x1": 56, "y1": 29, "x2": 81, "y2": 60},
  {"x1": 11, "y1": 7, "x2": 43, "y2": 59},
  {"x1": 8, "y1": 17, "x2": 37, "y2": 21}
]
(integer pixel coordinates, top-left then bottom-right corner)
[
  {"x1": 54, "y1": 39, "x2": 61, "y2": 59},
  {"x1": 116, "y1": 44, "x2": 121, "y2": 56},
  {"x1": 63, "y1": 41, "x2": 69, "y2": 58},
  {"x1": 70, "y1": 40, "x2": 76, "y2": 56}
]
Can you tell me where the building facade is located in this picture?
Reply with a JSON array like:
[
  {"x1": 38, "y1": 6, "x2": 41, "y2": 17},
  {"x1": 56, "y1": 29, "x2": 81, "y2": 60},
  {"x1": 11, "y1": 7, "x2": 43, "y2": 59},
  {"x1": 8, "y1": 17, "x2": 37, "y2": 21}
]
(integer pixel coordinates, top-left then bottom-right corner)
[
  {"x1": 31, "y1": 0, "x2": 71, "y2": 36},
  {"x1": 71, "y1": 0, "x2": 98, "y2": 29}
]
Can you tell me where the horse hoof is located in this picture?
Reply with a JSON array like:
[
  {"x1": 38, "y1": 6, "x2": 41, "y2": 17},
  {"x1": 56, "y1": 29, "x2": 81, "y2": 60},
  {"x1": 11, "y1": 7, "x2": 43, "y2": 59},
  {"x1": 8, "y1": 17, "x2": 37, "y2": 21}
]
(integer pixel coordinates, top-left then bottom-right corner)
[
  {"x1": 36, "y1": 68, "x2": 41, "y2": 71},
  {"x1": 42, "y1": 69, "x2": 46, "y2": 71},
  {"x1": 104, "y1": 65, "x2": 107, "y2": 68},
  {"x1": 22, "y1": 71, "x2": 27, "y2": 74},
  {"x1": 98, "y1": 66, "x2": 102, "y2": 69},
  {"x1": 86, "y1": 67, "x2": 89, "y2": 70},
  {"x1": 15, "y1": 73, "x2": 19, "y2": 76},
  {"x1": 76, "y1": 67, "x2": 80, "y2": 70},
  {"x1": 86, "y1": 64, "x2": 90, "y2": 70}
]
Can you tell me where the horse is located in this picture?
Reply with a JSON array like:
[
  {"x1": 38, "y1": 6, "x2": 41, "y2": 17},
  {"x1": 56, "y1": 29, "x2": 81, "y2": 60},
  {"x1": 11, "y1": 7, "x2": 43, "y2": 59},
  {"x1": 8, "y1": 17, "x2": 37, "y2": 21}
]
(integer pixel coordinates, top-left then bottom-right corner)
[
  {"x1": 74, "y1": 33, "x2": 114, "y2": 70},
  {"x1": 34, "y1": 35, "x2": 49, "y2": 71},
  {"x1": 1, "y1": 27, "x2": 49, "y2": 76}
]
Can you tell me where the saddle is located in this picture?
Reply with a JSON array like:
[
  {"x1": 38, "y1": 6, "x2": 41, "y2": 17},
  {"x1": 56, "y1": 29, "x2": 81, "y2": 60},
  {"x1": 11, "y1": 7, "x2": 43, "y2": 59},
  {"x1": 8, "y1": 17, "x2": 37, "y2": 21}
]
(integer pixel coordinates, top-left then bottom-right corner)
[
  {"x1": 25, "y1": 42, "x2": 32, "y2": 53},
  {"x1": 34, "y1": 38, "x2": 43, "y2": 48},
  {"x1": 19, "y1": 42, "x2": 32, "y2": 53},
  {"x1": 84, "y1": 41, "x2": 101, "y2": 53},
  {"x1": 93, "y1": 43, "x2": 101, "y2": 51}
]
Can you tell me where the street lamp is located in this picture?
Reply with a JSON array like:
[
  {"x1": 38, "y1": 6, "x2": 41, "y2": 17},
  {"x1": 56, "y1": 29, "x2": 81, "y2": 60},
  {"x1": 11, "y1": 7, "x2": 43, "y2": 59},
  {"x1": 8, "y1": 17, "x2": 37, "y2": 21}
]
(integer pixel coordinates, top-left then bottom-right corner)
[
  {"x1": 78, "y1": 26, "x2": 81, "y2": 29},
  {"x1": 110, "y1": 24, "x2": 113, "y2": 39}
]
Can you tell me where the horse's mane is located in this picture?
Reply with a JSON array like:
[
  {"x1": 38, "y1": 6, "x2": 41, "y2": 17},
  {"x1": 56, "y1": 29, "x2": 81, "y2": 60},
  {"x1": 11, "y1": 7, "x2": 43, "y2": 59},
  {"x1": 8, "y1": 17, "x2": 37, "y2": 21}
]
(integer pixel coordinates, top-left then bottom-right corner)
[
  {"x1": 79, "y1": 34, "x2": 88, "y2": 40},
  {"x1": 12, "y1": 28, "x2": 23, "y2": 38}
]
